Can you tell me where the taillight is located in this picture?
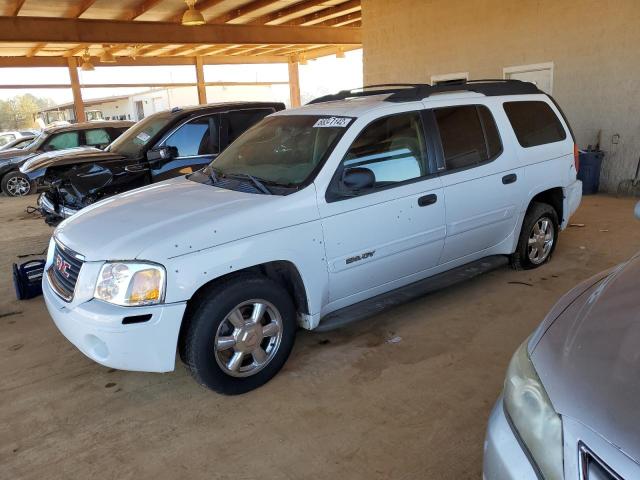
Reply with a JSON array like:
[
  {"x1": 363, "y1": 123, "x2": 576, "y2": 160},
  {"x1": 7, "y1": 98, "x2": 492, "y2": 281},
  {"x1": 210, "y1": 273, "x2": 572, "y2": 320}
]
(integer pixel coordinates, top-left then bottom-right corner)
[{"x1": 574, "y1": 144, "x2": 580, "y2": 172}]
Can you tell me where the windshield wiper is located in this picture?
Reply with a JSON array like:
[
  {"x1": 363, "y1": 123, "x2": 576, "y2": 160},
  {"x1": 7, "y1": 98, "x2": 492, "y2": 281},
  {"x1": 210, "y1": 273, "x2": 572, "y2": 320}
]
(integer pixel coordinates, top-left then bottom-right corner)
[{"x1": 224, "y1": 172, "x2": 273, "y2": 195}]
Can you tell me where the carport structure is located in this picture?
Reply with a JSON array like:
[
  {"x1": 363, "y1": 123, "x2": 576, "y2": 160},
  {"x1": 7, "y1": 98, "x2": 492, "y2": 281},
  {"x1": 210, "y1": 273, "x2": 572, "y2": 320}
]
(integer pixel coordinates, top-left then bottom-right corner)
[{"x1": 0, "y1": 0, "x2": 362, "y2": 121}]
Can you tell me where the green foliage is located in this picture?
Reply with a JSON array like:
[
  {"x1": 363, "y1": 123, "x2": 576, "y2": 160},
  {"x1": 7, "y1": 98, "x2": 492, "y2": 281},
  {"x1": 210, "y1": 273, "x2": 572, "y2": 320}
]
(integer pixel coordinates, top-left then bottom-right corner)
[{"x1": 0, "y1": 94, "x2": 55, "y2": 131}]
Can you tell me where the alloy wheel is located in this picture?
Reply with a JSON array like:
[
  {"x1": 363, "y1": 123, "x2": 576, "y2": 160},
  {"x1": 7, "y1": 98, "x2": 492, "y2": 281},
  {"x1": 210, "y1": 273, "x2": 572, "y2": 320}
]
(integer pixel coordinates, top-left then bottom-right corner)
[
  {"x1": 213, "y1": 299, "x2": 283, "y2": 378},
  {"x1": 527, "y1": 217, "x2": 555, "y2": 264},
  {"x1": 6, "y1": 176, "x2": 30, "y2": 196}
]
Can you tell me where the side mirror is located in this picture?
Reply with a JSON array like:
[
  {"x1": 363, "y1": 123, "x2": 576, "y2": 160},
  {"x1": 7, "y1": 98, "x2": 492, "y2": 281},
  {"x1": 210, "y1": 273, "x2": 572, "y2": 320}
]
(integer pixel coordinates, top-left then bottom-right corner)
[
  {"x1": 635, "y1": 201, "x2": 640, "y2": 220},
  {"x1": 341, "y1": 167, "x2": 375, "y2": 193},
  {"x1": 147, "y1": 146, "x2": 177, "y2": 162}
]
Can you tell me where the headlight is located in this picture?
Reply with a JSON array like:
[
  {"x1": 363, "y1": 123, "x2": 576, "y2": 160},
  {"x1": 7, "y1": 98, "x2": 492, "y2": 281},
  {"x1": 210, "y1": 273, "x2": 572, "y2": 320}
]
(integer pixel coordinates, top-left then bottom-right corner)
[
  {"x1": 94, "y1": 262, "x2": 165, "y2": 307},
  {"x1": 504, "y1": 341, "x2": 563, "y2": 480}
]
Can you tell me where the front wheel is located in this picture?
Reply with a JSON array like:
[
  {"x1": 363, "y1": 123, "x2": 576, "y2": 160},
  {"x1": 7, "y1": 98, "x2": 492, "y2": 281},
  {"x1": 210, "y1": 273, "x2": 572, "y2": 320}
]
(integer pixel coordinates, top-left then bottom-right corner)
[
  {"x1": 2, "y1": 171, "x2": 33, "y2": 197},
  {"x1": 511, "y1": 202, "x2": 559, "y2": 270},
  {"x1": 179, "y1": 275, "x2": 297, "y2": 395}
]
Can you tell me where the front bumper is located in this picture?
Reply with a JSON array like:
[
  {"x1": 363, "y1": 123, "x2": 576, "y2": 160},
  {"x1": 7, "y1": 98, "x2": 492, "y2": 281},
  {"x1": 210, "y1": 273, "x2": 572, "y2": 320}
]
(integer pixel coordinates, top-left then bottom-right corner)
[
  {"x1": 483, "y1": 395, "x2": 538, "y2": 480},
  {"x1": 43, "y1": 270, "x2": 187, "y2": 372},
  {"x1": 38, "y1": 192, "x2": 79, "y2": 219}
]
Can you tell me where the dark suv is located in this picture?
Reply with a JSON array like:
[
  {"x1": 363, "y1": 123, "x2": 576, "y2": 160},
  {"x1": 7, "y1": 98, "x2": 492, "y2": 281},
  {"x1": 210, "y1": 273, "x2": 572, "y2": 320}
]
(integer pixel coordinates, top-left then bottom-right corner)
[
  {"x1": 0, "y1": 121, "x2": 132, "y2": 196},
  {"x1": 22, "y1": 102, "x2": 284, "y2": 225}
]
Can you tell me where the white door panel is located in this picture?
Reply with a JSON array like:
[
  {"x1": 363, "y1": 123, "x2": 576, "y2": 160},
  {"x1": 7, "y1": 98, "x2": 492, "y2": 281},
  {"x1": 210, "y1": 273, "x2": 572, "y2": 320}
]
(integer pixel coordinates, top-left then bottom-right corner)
[
  {"x1": 319, "y1": 178, "x2": 445, "y2": 302},
  {"x1": 440, "y1": 165, "x2": 524, "y2": 263}
]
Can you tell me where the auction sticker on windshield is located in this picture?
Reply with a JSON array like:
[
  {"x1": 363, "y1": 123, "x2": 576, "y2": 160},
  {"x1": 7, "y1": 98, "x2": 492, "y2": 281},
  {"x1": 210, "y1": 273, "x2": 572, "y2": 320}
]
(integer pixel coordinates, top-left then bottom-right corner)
[
  {"x1": 313, "y1": 117, "x2": 351, "y2": 128},
  {"x1": 136, "y1": 132, "x2": 151, "y2": 142}
]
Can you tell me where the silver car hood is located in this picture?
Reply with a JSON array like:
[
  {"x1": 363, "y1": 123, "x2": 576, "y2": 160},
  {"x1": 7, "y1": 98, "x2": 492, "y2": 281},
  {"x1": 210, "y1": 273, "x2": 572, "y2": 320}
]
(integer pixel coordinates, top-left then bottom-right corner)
[{"x1": 531, "y1": 253, "x2": 640, "y2": 463}]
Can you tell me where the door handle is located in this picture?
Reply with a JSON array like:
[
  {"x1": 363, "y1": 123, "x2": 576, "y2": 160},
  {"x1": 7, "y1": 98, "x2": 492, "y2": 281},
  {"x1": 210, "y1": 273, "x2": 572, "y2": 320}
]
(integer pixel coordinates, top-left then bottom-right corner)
[
  {"x1": 502, "y1": 173, "x2": 517, "y2": 185},
  {"x1": 418, "y1": 194, "x2": 438, "y2": 207}
]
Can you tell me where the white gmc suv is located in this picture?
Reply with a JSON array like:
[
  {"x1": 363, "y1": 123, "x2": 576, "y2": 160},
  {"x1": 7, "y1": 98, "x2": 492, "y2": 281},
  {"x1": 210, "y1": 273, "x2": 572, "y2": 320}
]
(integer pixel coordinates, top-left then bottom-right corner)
[{"x1": 43, "y1": 81, "x2": 582, "y2": 394}]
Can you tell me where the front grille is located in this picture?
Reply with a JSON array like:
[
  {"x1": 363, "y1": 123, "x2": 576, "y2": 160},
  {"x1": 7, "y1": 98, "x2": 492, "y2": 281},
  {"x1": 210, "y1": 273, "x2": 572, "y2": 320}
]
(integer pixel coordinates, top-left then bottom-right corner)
[
  {"x1": 48, "y1": 240, "x2": 84, "y2": 301},
  {"x1": 580, "y1": 443, "x2": 621, "y2": 480}
]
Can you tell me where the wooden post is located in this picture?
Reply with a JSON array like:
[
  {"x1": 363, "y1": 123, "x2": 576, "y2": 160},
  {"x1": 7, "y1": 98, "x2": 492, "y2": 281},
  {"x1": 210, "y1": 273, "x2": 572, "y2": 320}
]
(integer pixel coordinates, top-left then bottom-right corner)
[
  {"x1": 195, "y1": 56, "x2": 207, "y2": 105},
  {"x1": 288, "y1": 56, "x2": 301, "y2": 108},
  {"x1": 67, "y1": 57, "x2": 86, "y2": 123}
]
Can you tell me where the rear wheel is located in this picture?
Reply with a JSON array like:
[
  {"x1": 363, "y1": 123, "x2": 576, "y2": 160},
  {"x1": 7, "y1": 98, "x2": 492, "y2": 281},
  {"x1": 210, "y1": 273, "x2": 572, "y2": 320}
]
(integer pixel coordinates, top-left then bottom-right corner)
[
  {"x1": 2, "y1": 171, "x2": 32, "y2": 197},
  {"x1": 179, "y1": 275, "x2": 297, "y2": 395},
  {"x1": 511, "y1": 202, "x2": 559, "y2": 270}
]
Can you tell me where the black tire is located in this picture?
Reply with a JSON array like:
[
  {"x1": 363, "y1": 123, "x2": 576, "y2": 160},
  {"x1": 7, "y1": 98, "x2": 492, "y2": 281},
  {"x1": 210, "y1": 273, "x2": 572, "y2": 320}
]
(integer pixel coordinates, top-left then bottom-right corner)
[
  {"x1": 1, "y1": 170, "x2": 33, "y2": 197},
  {"x1": 179, "y1": 275, "x2": 297, "y2": 395},
  {"x1": 511, "y1": 202, "x2": 559, "y2": 270}
]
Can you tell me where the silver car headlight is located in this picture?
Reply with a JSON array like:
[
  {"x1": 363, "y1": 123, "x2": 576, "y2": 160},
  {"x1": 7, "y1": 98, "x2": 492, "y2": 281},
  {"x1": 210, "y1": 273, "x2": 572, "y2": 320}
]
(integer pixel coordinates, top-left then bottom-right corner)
[
  {"x1": 94, "y1": 262, "x2": 166, "y2": 307},
  {"x1": 504, "y1": 341, "x2": 563, "y2": 480}
]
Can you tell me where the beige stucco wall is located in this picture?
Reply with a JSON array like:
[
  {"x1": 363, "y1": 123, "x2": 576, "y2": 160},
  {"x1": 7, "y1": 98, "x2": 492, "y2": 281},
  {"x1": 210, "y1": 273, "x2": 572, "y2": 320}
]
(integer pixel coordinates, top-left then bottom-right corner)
[{"x1": 362, "y1": 0, "x2": 640, "y2": 193}]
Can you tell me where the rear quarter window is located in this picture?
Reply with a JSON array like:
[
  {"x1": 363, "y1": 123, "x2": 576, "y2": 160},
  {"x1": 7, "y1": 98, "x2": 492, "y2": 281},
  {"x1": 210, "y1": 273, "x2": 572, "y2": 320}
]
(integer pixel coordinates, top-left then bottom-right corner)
[{"x1": 503, "y1": 101, "x2": 567, "y2": 148}]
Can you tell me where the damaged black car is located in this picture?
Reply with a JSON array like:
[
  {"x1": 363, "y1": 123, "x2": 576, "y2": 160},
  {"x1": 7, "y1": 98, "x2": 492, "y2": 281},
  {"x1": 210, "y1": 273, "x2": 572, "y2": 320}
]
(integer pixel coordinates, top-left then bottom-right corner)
[
  {"x1": 20, "y1": 102, "x2": 284, "y2": 226},
  {"x1": 0, "y1": 120, "x2": 132, "y2": 197}
]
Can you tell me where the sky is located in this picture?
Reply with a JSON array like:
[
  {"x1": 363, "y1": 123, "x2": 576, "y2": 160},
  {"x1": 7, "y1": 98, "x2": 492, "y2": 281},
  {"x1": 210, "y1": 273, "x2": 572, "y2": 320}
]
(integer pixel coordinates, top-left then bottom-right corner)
[{"x1": 0, "y1": 49, "x2": 363, "y2": 107}]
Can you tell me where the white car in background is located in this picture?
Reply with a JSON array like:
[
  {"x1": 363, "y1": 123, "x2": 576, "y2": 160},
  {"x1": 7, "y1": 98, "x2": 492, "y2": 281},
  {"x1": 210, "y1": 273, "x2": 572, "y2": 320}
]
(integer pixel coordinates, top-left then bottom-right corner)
[
  {"x1": 0, "y1": 129, "x2": 39, "y2": 148},
  {"x1": 42, "y1": 80, "x2": 581, "y2": 394}
]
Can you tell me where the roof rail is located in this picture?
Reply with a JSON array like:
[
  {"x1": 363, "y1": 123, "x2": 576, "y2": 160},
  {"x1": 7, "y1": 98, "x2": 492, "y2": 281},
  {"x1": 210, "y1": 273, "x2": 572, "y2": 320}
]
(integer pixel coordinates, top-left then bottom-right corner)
[{"x1": 307, "y1": 79, "x2": 543, "y2": 105}]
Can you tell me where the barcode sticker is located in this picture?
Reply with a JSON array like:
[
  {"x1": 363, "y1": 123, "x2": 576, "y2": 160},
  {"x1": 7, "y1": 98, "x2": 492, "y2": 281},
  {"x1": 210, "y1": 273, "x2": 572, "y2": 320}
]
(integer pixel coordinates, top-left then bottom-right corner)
[{"x1": 313, "y1": 117, "x2": 351, "y2": 128}]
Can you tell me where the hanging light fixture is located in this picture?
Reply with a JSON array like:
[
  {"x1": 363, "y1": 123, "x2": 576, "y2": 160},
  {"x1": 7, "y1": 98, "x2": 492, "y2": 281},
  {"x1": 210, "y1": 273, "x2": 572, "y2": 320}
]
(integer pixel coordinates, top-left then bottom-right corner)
[
  {"x1": 182, "y1": 0, "x2": 206, "y2": 26},
  {"x1": 80, "y1": 48, "x2": 95, "y2": 71},
  {"x1": 336, "y1": 47, "x2": 346, "y2": 59},
  {"x1": 99, "y1": 45, "x2": 116, "y2": 63}
]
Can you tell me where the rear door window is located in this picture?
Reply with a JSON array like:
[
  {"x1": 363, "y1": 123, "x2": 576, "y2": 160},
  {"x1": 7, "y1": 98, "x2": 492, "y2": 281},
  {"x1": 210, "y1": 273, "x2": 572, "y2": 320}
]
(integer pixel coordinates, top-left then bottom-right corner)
[
  {"x1": 225, "y1": 109, "x2": 274, "y2": 145},
  {"x1": 84, "y1": 129, "x2": 111, "y2": 148},
  {"x1": 503, "y1": 101, "x2": 566, "y2": 147},
  {"x1": 434, "y1": 105, "x2": 502, "y2": 170}
]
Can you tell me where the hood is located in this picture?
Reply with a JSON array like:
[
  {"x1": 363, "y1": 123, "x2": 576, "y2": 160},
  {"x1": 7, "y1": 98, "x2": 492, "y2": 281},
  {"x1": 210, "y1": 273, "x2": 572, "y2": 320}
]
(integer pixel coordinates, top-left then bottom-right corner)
[
  {"x1": 54, "y1": 176, "x2": 317, "y2": 262},
  {"x1": 0, "y1": 149, "x2": 36, "y2": 166},
  {"x1": 20, "y1": 146, "x2": 111, "y2": 173},
  {"x1": 531, "y1": 254, "x2": 640, "y2": 462}
]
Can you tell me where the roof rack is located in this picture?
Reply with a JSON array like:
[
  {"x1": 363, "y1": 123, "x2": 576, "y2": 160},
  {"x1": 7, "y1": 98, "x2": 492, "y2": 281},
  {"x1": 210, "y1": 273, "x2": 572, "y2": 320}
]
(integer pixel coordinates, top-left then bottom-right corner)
[{"x1": 307, "y1": 79, "x2": 543, "y2": 105}]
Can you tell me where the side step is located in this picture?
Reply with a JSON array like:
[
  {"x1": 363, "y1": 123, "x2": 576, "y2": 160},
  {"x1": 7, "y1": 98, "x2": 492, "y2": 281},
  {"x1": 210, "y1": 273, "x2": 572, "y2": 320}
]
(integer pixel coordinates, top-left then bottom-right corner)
[{"x1": 315, "y1": 255, "x2": 508, "y2": 332}]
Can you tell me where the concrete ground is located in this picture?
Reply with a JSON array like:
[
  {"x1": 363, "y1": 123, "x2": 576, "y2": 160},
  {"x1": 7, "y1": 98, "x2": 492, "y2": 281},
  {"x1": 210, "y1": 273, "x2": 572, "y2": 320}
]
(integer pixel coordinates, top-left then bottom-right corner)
[{"x1": 1, "y1": 194, "x2": 639, "y2": 480}]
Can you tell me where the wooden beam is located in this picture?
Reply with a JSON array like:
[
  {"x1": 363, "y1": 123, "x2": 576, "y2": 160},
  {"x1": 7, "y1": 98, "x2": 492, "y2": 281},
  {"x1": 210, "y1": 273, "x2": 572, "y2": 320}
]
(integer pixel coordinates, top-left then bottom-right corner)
[
  {"x1": 287, "y1": 0, "x2": 360, "y2": 26},
  {"x1": 288, "y1": 57, "x2": 301, "y2": 107},
  {"x1": 73, "y1": 0, "x2": 99, "y2": 18},
  {"x1": 0, "y1": 16, "x2": 361, "y2": 45},
  {"x1": 123, "y1": 0, "x2": 164, "y2": 21},
  {"x1": 249, "y1": 0, "x2": 329, "y2": 25},
  {"x1": 195, "y1": 56, "x2": 207, "y2": 104},
  {"x1": 66, "y1": 57, "x2": 86, "y2": 123},
  {"x1": 211, "y1": 0, "x2": 275, "y2": 24}
]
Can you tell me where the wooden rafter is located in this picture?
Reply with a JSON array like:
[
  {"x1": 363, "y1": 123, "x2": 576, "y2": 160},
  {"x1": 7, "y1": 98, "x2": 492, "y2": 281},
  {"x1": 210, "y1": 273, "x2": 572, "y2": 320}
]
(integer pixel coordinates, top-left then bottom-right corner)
[
  {"x1": 287, "y1": 0, "x2": 361, "y2": 26},
  {"x1": 26, "y1": 43, "x2": 46, "y2": 57},
  {"x1": 314, "y1": 13, "x2": 361, "y2": 27},
  {"x1": 248, "y1": 0, "x2": 333, "y2": 25},
  {"x1": 9, "y1": 0, "x2": 27, "y2": 16},
  {"x1": 124, "y1": 0, "x2": 165, "y2": 21},
  {"x1": 162, "y1": 44, "x2": 214, "y2": 57},
  {"x1": 64, "y1": 44, "x2": 88, "y2": 57},
  {"x1": 166, "y1": 0, "x2": 226, "y2": 23},
  {"x1": 73, "y1": 0, "x2": 99, "y2": 18},
  {"x1": 211, "y1": 0, "x2": 276, "y2": 24}
]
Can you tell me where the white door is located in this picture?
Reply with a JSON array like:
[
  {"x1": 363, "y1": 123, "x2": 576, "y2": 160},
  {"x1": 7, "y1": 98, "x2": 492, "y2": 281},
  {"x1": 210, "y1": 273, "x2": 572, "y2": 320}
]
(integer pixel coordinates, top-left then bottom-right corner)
[
  {"x1": 504, "y1": 63, "x2": 553, "y2": 94},
  {"x1": 433, "y1": 105, "x2": 525, "y2": 264},
  {"x1": 318, "y1": 111, "x2": 446, "y2": 304}
]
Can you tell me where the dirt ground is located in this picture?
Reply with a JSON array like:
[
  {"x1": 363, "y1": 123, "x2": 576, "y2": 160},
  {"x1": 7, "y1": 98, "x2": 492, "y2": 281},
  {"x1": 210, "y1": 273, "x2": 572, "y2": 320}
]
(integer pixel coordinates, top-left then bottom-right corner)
[{"x1": 1, "y1": 194, "x2": 639, "y2": 480}]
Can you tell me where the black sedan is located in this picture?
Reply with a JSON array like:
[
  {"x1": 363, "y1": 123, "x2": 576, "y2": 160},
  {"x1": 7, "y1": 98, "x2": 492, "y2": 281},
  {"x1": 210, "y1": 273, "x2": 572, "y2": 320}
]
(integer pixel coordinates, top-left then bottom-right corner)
[{"x1": 0, "y1": 120, "x2": 132, "y2": 196}]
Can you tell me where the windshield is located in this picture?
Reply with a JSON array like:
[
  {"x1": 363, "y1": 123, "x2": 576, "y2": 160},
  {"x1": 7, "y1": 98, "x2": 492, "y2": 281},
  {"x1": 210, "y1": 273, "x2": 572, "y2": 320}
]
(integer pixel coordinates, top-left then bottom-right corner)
[
  {"x1": 205, "y1": 115, "x2": 351, "y2": 188},
  {"x1": 108, "y1": 112, "x2": 173, "y2": 158}
]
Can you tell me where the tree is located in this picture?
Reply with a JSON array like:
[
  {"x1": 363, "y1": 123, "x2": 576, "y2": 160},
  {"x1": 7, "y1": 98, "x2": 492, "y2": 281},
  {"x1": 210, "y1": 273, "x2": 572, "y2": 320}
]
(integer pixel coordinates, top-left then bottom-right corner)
[{"x1": 0, "y1": 94, "x2": 55, "y2": 131}]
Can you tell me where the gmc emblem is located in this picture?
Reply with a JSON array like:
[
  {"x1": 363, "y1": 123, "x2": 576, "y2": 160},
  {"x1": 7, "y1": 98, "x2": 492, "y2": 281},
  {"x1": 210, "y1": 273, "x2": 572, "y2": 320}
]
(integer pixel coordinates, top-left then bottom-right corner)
[{"x1": 55, "y1": 254, "x2": 71, "y2": 279}]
